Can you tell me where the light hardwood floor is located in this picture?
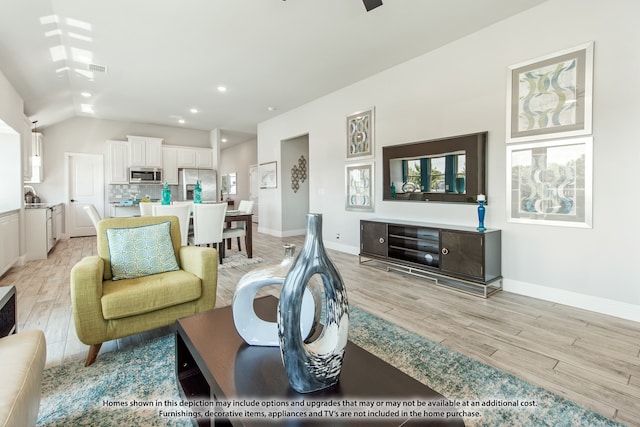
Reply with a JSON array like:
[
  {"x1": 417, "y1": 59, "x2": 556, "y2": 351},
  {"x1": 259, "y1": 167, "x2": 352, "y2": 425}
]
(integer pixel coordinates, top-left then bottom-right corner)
[{"x1": 1, "y1": 227, "x2": 638, "y2": 426}]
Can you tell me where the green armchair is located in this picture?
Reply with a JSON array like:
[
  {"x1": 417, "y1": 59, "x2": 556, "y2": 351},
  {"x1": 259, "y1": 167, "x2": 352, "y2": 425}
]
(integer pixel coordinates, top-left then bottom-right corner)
[{"x1": 70, "y1": 215, "x2": 217, "y2": 366}]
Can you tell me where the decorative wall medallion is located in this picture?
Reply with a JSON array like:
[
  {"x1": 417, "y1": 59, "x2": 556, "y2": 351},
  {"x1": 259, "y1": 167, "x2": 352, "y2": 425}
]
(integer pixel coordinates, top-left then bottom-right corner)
[{"x1": 291, "y1": 155, "x2": 307, "y2": 193}]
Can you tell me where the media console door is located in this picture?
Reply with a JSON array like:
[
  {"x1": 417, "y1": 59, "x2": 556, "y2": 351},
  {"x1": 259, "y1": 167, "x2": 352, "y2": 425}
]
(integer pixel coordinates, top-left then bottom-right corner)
[
  {"x1": 360, "y1": 221, "x2": 388, "y2": 258},
  {"x1": 440, "y1": 231, "x2": 484, "y2": 280}
]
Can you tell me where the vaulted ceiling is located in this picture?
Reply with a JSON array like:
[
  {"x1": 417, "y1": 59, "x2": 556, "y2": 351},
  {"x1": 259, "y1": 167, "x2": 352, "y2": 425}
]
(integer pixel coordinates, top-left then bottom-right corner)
[{"x1": 0, "y1": 0, "x2": 545, "y2": 144}]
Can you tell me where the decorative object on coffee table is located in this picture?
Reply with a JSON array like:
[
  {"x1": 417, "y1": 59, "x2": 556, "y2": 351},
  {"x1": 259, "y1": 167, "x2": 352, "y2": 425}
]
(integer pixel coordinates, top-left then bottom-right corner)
[
  {"x1": 278, "y1": 213, "x2": 349, "y2": 393},
  {"x1": 232, "y1": 244, "x2": 319, "y2": 346}
]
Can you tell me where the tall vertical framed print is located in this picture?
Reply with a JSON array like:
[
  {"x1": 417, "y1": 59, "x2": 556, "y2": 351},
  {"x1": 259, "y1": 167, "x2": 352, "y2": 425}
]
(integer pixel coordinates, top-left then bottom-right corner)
[
  {"x1": 346, "y1": 107, "x2": 374, "y2": 158},
  {"x1": 507, "y1": 42, "x2": 594, "y2": 143},
  {"x1": 345, "y1": 162, "x2": 374, "y2": 212}
]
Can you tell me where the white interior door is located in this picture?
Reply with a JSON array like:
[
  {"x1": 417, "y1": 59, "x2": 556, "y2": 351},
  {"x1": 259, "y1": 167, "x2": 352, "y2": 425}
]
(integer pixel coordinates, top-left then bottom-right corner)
[
  {"x1": 66, "y1": 153, "x2": 104, "y2": 237},
  {"x1": 249, "y1": 164, "x2": 259, "y2": 223}
]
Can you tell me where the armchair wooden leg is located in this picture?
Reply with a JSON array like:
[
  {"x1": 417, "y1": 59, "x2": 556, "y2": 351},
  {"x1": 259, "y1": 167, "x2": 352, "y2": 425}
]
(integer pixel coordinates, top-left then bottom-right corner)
[
  {"x1": 237, "y1": 237, "x2": 242, "y2": 251},
  {"x1": 85, "y1": 343, "x2": 102, "y2": 367}
]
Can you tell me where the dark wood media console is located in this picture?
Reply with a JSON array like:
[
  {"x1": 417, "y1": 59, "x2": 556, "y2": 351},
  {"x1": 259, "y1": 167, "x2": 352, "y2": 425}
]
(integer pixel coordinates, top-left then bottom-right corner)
[{"x1": 359, "y1": 219, "x2": 501, "y2": 298}]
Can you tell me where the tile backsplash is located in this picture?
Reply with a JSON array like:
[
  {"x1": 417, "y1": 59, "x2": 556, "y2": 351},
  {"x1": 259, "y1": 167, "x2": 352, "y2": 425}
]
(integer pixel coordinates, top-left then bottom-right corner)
[{"x1": 108, "y1": 184, "x2": 178, "y2": 202}]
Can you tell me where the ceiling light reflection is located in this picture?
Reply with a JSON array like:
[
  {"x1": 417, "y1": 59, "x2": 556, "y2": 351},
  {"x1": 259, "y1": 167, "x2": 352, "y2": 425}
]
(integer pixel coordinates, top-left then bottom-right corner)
[
  {"x1": 68, "y1": 32, "x2": 93, "y2": 42},
  {"x1": 65, "y1": 18, "x2": 92, "y2": 31},
  {"x1": 49, "y1": 45, "x2": 67, "y2": 62},
  {"x1": 39, "y1": 15, "x2": 60, "y2": 25},
  {"x1": 71, "y1": 47, "x2": 93, "y2": 63},
  {"x1": 44, "y1": 29, "x2": 62, "y2": 37}
]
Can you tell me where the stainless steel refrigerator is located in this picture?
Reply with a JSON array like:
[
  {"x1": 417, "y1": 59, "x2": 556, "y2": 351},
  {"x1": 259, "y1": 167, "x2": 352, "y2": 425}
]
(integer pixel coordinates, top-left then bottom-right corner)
[{"x1": 178, "y1": 168, "x2": 217, "y2": 202}]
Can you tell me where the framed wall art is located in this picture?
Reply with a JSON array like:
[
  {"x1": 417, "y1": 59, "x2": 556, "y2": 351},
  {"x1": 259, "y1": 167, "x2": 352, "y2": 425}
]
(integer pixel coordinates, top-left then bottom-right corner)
[
  {"x1": 506, "y1": 42, "x2": 594, "y2": 143},
  {"x1": 507, "y1": 137, "x2": 592, "y2": 228},
  {"x1": 346, "y1": 107, "x2": 375, "y2": 158},
  {"x1": 259, "y1": 161, "x2": 277, "y2": 189},
  {"x1": 345, "y1": 162, "x2": 374, "y2": 212}
]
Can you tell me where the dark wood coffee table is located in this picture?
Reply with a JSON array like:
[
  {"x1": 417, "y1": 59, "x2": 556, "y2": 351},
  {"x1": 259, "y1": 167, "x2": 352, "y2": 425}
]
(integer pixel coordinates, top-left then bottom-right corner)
[{"x1": 176, "y1": 296, "x2": 465, "y2": 427}]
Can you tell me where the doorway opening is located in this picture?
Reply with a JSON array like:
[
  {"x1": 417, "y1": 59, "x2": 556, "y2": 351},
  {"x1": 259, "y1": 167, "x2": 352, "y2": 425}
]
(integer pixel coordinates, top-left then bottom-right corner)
[{"x1": 281, "y1": 134, "x2": 309, "y2": 236}]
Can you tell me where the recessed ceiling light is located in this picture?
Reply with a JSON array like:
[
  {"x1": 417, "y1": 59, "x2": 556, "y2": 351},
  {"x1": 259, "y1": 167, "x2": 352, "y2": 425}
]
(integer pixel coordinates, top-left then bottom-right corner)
[
  {"x1": 217, "y1": 86, "x2": 227, "y2": 93},
  {"x1": 267, "y1": 106, "x2": 277, "y2": 111},
  {"x1": 80, "y1": 104, "x2": 94, "y2": 114},
  {"x1": 221, "y1": 138, "x2": 228, "y2": 143},
  {"x1": 190, "y1": 108, "x2": 199, "y2": 114},
  {"x1": 81, "y1": 91, "x2": 92, "y2": 97},
  {"x1": 178, "y1": 119, "x2": 185, "y2": 124}
]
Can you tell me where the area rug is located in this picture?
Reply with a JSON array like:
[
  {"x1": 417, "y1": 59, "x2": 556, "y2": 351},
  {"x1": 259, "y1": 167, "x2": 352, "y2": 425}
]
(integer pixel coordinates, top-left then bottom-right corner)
[
  {"x1": 37, "y1": 306, "x2": 624, "y2": 427},
  {"x1": 218, "y1": 253, "x2": 264, "y2": 269}
]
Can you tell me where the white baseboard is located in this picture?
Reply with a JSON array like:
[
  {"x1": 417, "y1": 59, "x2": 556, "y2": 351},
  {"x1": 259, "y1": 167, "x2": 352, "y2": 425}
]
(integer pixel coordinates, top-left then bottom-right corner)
[
  {"x1": 325, "y1": 241, "x2": 359, "y2": 255},
  {"x1": 504, "y1": 278, "x2": 640, "y2": 323}
]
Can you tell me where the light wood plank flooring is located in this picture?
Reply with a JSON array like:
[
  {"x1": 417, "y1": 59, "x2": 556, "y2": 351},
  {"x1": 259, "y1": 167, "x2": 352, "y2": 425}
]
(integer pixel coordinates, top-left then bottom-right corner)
[{"x1": 1, "y1": 227, "x2": 638, "y2": 426}]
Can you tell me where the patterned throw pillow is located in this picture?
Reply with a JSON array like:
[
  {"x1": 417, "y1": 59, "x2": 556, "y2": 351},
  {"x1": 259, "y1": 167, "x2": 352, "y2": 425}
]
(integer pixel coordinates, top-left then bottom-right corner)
[{"x1": 106, "y1": 221, "x2": 179, "y2": 280}]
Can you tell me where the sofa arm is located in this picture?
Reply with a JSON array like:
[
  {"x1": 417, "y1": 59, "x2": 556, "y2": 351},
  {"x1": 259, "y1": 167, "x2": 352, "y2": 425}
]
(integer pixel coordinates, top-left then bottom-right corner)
[
  {"x1": 0, "y1": 330, "x2": 46, "y2": 427},
  {"x1": 70, "y1": 256, "x2": 108, "y2": 345},
  {"x1": 179, "y1": 246, "x2": 218, "y2": 310}
]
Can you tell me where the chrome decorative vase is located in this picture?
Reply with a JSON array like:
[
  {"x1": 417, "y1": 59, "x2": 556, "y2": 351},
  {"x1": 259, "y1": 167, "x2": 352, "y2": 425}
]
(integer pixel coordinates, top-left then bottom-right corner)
[
  {"x1": 232, "y1": 244, "x2": 318, "y2": 347},
  {"x1": 277, "y1": 213, "x2": 349, "y2": 393}
]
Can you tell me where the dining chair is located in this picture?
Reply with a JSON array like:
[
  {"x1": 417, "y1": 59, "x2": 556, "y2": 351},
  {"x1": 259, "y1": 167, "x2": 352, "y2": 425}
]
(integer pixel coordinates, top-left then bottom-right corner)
[
  {"x1": 189, "y1": 203, "x2": 227, "y2": 264},
  {"x1": 83, "y1": 204, "x2": 102, "y2": 230},
  {"x1": 139, "y1": 202, "x2": 159, "y2": 216},
  {"x1": 152, "y1": 204, "x2": 192, "y2": 246},
  {"x1": 222, "y1": 200, "x2": 254, "y2": 252}
]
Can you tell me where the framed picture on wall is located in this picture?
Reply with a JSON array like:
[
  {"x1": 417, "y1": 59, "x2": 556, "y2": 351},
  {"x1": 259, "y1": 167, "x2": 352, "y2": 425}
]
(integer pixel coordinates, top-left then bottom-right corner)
[
  {"x1": 506, "y1": 136, "x2": 592, "y2": 228},
  {"x1": 259, "y1": 161, "x2": 277, "y2": 189},
  {"x1": 345, "y1": 162, "x2": 374, "y2": 212},
  {"x1": 506, "y1": 42, "x2": 594, "y2": 143},
  {"x1": 346, "y1": 107, "x2": 375, "y2": 158}
]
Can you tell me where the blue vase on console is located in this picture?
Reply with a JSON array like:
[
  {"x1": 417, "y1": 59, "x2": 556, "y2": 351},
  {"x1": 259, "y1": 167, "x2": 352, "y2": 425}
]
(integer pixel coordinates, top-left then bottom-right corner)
[{"x1": 477, "y1": 194, "x2": 486, "y2": 232}]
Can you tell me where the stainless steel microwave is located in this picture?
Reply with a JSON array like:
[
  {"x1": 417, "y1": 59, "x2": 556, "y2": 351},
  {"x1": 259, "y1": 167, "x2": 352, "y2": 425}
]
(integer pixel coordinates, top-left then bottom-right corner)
[{"x1": 129, "y1": 168, "x2": 162, "y2": 183}]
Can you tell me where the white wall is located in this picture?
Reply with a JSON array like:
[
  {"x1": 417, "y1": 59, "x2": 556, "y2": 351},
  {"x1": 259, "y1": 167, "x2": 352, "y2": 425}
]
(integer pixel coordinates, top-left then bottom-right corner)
[
  {"x1": 220, "y1": 138, "x2": 258, "y2": 204},
  {"x1": 257, "y1": 0, "x2": 640, "y2": 320},
  {"x1": 0, "y1": 69, "x2": 29, "y2": 259}
]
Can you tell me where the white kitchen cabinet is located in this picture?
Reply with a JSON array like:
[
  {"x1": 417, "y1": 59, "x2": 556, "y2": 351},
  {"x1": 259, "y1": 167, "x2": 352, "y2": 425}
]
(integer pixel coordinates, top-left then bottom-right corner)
[
  {"x1": 0, "y1": 212, "x2": 19, "y2": 276},
  {"x1": 176, "y1": 147, "x2": 213, "y2": 169},
  {"x1": 53, "y1": 204, "x2": 64, "y2": 240},
  {"x1": 162, "y1": 147, "x2": 179, "y2": 185},
  {"x1": 127, "y1": 135, "x2": 163, "y2": 168},
  {"x1": 177, "y1": 148, "x2": 196, "y2": 168},
  {"x1": 195, "y1": 148, "x2": 213, "y2": 168},
  {"x1": 108, "y1": 140, "x2": 129, "y2": 184},
  {"x1": 25, "y1": 207, "x2": 55, "y2": 261}
]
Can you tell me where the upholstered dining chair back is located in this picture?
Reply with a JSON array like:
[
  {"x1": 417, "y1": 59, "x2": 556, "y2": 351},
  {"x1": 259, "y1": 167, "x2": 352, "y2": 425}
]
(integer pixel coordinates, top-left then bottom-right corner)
[
  {"x1": 190, "y1": 203, "x2": 227, "y2": 262},
  {"x1": 237, "y1": 200, "x2": 255, "y2": 215},
  {"x1": 152, "y1": 204, "x2": 191, "y2": 246},
  {"x1": 222, "y1": 200, "x2": 254, "y2": 252},
  {"x1": 139, "y1": 202, "x2": 159, "y2": 216},
  {"x1": 83, "y1": 204, "x2": 102, "y2": 230}
]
